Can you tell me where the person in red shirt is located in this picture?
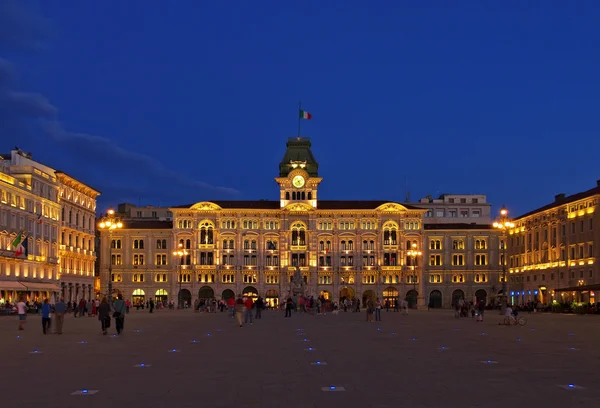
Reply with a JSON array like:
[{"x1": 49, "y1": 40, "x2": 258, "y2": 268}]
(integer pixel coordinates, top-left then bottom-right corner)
[
  {"x1": 244, "y1": 297, "x2": 253, "y2": 325},
  {"x1": 227, "y1": 296, "x2": 235, "y2": 318}
]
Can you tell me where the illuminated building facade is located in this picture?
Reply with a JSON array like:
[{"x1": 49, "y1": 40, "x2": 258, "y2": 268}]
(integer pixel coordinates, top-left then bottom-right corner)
[
  {"x1": 56, "y1": 172, "x2": 100, "y2": 302},
  {"x1": 508, "y1": 182, "x2": 600, "y2": 305},
  {"x1": 0, "y1": 149, "x2": 62, "y2": 303},
  {"x1": 0, "y1": 149, "x2": 99, "y2": 304},
  {"x1": 99, "y1": 137, "x2": 503, "y2": 308}
]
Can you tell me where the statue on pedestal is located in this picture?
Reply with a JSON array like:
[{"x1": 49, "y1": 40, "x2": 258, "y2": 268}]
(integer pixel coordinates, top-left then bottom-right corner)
[{"x1": 289, "y1": 266, "x2": 306, "y2": 300}]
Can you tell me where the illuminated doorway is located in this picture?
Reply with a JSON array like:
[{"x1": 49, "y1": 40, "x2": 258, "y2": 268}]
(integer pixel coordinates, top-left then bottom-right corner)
[
  {"x1": 382, "y1": 286, "x2": 399, "y2": 308},
  {"x1": 243, "y1": 286, "x2": 258, "y2": 301},
  {"x1": 132, "y1": 289, "x2": 145, "y2": 305},
  {"x1": 155, "y1": 289, "x2": 168, "y2": 303}
]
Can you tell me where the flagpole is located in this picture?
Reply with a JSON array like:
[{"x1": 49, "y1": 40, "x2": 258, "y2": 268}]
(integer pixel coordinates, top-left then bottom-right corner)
[{"x1": 297, "y1": 101, "x2": 301, "y2": 139}]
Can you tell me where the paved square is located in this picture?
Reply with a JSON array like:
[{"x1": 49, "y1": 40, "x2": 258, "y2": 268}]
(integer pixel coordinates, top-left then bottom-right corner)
[{"x1": 3, "y1": 309, "x2": 600, "y2": 407}]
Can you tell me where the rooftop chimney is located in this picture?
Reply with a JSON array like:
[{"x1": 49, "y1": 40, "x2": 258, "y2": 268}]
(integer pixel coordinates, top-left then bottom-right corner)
[{"x1": 555, "y1": 193, "x2": 565, "y2": 202}]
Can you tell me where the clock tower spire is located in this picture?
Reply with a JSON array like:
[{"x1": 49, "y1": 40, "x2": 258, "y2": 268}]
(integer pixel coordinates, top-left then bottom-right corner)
[{"x1": 275, "y1": 137, "x2": 322, "y2": 208}]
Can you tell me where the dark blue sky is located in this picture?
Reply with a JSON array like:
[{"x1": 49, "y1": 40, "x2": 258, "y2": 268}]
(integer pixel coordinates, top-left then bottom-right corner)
[{"x1": 1, "y1": 1, "x2": 599, "y2": 217}]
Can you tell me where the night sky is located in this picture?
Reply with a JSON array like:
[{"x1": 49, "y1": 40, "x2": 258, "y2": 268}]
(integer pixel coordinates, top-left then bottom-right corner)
[{"x1": 1, "y1": 1, "x2": 599, "y2": 217}]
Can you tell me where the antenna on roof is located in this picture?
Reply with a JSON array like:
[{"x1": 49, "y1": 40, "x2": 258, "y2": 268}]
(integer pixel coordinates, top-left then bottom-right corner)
[{"x1": 404, "y1": 175, "x2": 410, "y2": 202}]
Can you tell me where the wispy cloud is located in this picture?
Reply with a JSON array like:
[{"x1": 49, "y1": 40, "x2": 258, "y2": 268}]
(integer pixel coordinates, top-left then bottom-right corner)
[{"x1": 0, "y1": 1, "x2": 239, "y2": 203}]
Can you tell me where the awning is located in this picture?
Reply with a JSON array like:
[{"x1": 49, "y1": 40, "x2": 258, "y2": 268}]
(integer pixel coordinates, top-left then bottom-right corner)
[
  {"x1": 554, "y1": 283, "x2": 600, "y2": 293},
  {"x1": 18, "y1": 282, "x2": 61, "y2": 292},
  {"x1": 0, "y1": 281, "x2": 28, "y2": 291}
]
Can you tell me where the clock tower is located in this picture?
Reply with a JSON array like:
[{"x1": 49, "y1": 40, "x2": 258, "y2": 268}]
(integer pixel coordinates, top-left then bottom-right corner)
[{"x1": 275, "y1": 137, "x2": 322, "y2": 208}]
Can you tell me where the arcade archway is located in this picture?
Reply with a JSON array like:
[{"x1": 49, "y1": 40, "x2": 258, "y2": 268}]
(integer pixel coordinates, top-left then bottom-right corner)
[
  {"x1": 452, "y1": 289, "x2": 465, "y2": 306},
  {"x1": 198, "y1": 286, "x2": 215, "y2": 299},
  {"x1": 362, "y1": 290, "x2": 376, "y2": 305},
  {"x1": 406, "y1": 290, "x2": 418, "y2": 308},
  {"x1": 475, "y1": 289, "x2": 487, "y2": 305},
  {"x1": 429, "y1": 290, "x2": 442, "y2": 308},
  {"x1": 179, "y1": 288, "x2": 192, "y2": 307},
  {"x1": 221, "y1": 289, "x2": 235, "y2": 301}
]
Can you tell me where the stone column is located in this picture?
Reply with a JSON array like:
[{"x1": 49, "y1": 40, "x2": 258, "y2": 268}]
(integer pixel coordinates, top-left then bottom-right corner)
[{"x1": 417, "y1": 265, "x2": 426, "y2": 309}]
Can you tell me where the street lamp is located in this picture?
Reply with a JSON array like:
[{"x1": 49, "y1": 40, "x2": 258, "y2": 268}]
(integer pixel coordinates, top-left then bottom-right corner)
[
  {"x1": 407, "y1": 243, "x2": 422, "y2": 309},
  {"x1": 493, "y1": 206, "x2": 514, "y2": 312},
  {"x1": 98, "y1": 209, "x2": 123, "y2": 308},
  {"x1": 173, "y1": 243, "x2": 189, "y2": 309}
]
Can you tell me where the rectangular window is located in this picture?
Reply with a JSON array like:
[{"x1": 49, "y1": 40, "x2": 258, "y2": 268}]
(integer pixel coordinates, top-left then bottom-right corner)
[
  {"x1": 429, "y1": 255, "x2": 442, "y2": 266},
  {"x1": 452, "y1": 254, "x2": 464, "y2": 266}
]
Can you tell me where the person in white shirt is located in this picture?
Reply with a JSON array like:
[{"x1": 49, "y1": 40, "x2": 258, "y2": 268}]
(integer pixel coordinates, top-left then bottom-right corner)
[
  {"x1": 16, "y1": 297, "x2": 27, "y2": 330},
  {"x1": 504, "y1": 305, "x2": 514, "y2": 325}
]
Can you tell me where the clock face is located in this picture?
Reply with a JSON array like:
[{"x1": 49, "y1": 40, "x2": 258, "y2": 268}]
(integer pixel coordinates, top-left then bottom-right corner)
[{"x1": 292, "y1": 175, "x2": 305, "y2": 188}]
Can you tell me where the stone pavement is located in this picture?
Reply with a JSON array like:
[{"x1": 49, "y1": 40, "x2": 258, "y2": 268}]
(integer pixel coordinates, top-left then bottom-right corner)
[{"x1": 2, "y1": 308, "x2": 599, "y2": 408}]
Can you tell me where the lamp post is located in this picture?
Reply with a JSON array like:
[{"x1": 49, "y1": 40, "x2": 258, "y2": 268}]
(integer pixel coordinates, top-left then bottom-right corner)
[
  {"x1": 98, "y1": 209, "x2": 123, "y2": 308},
  {"x1": 407, "y1": 243, "x2": 422, "y2": 309},
  {"x1": 173, "y1": 243, "x2": 189, "y2": 309},
  {"x1": 493, "y1": 206, "x2": 514, "y2": 312}
]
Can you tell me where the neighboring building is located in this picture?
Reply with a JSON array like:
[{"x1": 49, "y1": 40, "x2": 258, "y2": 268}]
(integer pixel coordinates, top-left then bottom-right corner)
[
  {"x1": 422, "y1": 223, "x2": 503, "y2": 308},
  {"x1": 0, "y1": 148, "x2": 99, "y2": 305},
  {"x1": 56, "y1": 171, "x2": 101, "y2": 302},
  {"x1": 0, "y1": 149, "x2": 61, "y2": 304},
  {"x1": 507, "y1": 181, "x2": 600, "y2": 306},
  {"x1": 417, "y1": 194, "x2": 492, "y2": 224},
  {"x1": 117, "y1": 203, "x2": 173, "y2": 220},
  {"x1": 98, "y1": 137, "x2": 503, "y2": 309}
]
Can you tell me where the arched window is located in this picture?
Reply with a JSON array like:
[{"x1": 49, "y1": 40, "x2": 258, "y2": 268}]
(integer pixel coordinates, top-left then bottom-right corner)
[
  {"x1": 199, "y1": 221, "x2": 214, "y2": 244},
  {"x1": 308, "y1": 192, "x2": 312, "y2": 200},
  {"x1": 291, "y1": 222, "x2": 306, "y2": 246},
  {"x1": 383, "y1": 222, "x2": 398, "y2": 245},
  {"x1": 285, "y1": 192, "x2": 290, "y2": 200}
]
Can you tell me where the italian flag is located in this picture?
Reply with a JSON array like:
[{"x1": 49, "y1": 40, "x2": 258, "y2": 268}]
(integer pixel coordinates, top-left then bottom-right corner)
[
  {"x1": 11, "y1": 232, "x2": 23, "y2": 249},
  {"x1": 299, "y1": 110, "x2": 312, "y2": 120}
]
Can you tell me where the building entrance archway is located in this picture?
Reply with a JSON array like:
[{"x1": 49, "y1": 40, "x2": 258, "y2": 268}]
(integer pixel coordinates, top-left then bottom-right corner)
[
  {"x1": 265, "y1": 289, "x2": 279, "y2": 308},
  {"x1": 155, "y1": 289, "x2": 168, "y2": 303},
  {"x1": 243, "y1": 286, "x2": 258, "y2": 301},
  {"x1": 132, "y1": 289, "x2": 145, "y2": 305},
  {"x1": 339, "y1": 287, "x2": 355, "y2": 301},
  {"x1": 382, "y1": 286, "x2": 399, "y2": 308}
]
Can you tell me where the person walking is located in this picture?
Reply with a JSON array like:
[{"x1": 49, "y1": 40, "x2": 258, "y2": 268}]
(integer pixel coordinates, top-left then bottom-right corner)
[
  {"x1": 98, "y1": 297, "x2": 110, "y2": 335},
  {"x1": 17, "y1": 297, "x2": 27, "y2": 330},
  {"x1": 285, "y1": 297, "x2": 293, "y2": 318},
  {"x1": 41, "y1": 299, "x2": 52, "y2": 334},
  {"x1": 113, "y1": 294, "x2": 127, "y2": 335},
  {"x1": 244, "y1": 296, "x2": 253, "y2": 325},
  {"x1": 53, "y1": 298, "x2": 67, "y2": 334},
  {"x1": 255, "y1": 296, "x2": 264, "y2": 319},
  {"x1": 234, "y1": 295, "x2": 245, "y2": 327},
  {"x1": 375, "y1": 298, "x2": 382, "y2": 321}
]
